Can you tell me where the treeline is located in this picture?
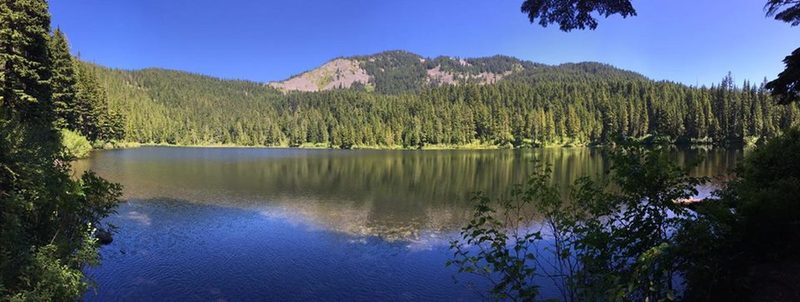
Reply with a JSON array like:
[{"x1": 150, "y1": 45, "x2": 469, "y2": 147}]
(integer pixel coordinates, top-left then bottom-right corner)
[
  {"x1": 49, "y1": 30, "x2": 124, "y2": 143},
  {"x1": 94, "y1": 64, "x2": 798, "y2": 148}
]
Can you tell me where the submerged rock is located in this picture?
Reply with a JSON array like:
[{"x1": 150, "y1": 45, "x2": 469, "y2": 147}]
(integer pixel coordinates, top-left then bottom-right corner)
[{"x1": 95, "y1": 229, "x2": 113, "y2": 245}]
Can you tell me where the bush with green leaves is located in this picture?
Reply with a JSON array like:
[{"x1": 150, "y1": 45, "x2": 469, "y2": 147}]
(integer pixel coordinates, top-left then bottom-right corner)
[
  {"x1": 450, "y1": 145, "x2": 708, "y2": 301},
  {"x1": 448, "y1": 164, "x2": 557, "y2": 301},
  {"x1": 60, "y1": 129, "x2": 92, "y2": 159},
  {"x1": 451, "y1": 131, "x2": 800, "y2": 301},
  {"x1": 680, "y1": 127, "x2": 800, "y2": 300}
]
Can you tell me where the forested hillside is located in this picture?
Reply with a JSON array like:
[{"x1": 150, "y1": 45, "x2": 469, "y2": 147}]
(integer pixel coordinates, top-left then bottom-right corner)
[
  {"x1": 268, "y1": 50, "x2": 646, "y2": 94},
  {"x1": 50, "y1": 29, "x2": 124, "y2": 144},
  {"x1": 89, "y1": 52, "x2": 799, "y2": 148},
  {"x1": 269, "y1": 51, "x2": 545, "y2": 93}
]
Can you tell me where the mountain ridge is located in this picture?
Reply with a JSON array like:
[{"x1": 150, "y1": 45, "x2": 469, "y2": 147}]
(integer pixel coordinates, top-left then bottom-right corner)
[
  {"x1": 268, "y1": 50, "x2": 649, "y2": 94},
  {"x1": 84, "y1": 55, "x2": 796, "y2": 149},
  {"x1": 87, "y1": 50, "x2": 652, "y2": 94}
]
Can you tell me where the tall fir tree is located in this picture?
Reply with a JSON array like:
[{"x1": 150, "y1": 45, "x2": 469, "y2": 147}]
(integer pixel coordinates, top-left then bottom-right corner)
[
  {"x1": 48, "y1": 28, "x2": 77, "y2": 129},
  {"x1": 1, "y1": 0, "x2": 120, "y2": 300},
  {"x1": 72, "y1": 60, "x2": 124, "y2": 142}
]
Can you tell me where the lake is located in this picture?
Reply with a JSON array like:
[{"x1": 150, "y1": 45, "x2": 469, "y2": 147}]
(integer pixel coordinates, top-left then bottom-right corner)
[{"x1": 74, "y1": 147, "x2": 743, "y2": 301}]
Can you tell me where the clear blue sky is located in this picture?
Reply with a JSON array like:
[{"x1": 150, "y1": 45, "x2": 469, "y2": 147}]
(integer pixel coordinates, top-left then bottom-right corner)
[{"x1": 50, "y1": 0, "x2": 799, "y2": 86}]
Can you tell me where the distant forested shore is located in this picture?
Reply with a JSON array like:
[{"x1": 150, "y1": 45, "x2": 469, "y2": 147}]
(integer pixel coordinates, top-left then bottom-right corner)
[
  {"x1": 85, "y1": 52, "x2": 797, "y2": 150},
  {"x1": 104, "y1": 137, "x2": 752, "y2": 151}
]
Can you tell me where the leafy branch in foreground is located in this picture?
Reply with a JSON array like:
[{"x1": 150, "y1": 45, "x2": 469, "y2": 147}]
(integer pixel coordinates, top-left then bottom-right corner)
[
  {"x1": 679, "y1": 127, "x2": 800, "y2": 300},
  {"x1": 449, "y1": 145, "x2": 708, "y2": 301},
  {"x1": 452, "y1": 130, "x2": 800, "y2": 301},
  {"x1": 447, "y1": 163, "x2": 556, "y2": 301}
]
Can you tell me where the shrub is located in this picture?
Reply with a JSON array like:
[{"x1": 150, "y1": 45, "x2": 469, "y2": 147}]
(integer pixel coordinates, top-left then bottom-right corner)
[
  {"x1": 449, "y1": 145, "x2": 707, "y2": 301},
  {"x1": 682, "y1": 127, "x2": 800, "y2": 300},
  {"x1": 61, "y1": 129, "x2": 92, "y2": 159},
  {"x1": 451, "y1": 130, "x2": 800, "y2": 301}
]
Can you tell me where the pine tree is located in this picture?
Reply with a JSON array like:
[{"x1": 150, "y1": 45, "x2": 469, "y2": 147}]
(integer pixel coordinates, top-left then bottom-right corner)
[
  {"x1": 0, "y1": 1, "x2": 120, "y2": 299},
  {"x1": 72, "y1": 61, "x2": 123, "y2": 141},
  {"x1": 48, "y1": 28, "x2": 78, "y2": 129},
  {"x1": 1, "y1": 0, "x2": 58, "y2": 294}
]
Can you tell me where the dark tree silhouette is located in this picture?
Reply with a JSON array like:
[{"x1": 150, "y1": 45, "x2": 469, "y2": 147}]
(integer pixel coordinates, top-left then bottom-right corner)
[
  {"x1": 765, "y1": 0, "x2": 800, "y2": 104},
  {"x1": 520, "y1": 0, "x2": 636, "y2": 31},
  {"x1": 766, "y1": 0, "x2": 800, "y2": 26},
  {"x1": 766, "y1": 48, "x2": 800, "y2": 104}
]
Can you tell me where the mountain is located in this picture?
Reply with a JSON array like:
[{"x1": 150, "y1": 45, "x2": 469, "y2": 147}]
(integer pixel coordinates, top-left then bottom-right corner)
[
  {"x1": 87, "y1": 52, "x2": 797, "y2": 148},
  {"x1": 268, "y1": 50, "x2": 647, "y2": 94}
]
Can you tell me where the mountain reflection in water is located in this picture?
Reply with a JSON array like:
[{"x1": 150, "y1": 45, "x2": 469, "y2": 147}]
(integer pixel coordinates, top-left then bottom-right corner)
[{"x1": 74, "y1": 147, "x2": 741, "y2": 241}]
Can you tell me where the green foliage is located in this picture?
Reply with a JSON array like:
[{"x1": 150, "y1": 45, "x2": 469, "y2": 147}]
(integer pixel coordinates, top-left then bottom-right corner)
[
  {"x1": 72, "y1": 60, "x2": 124, "y2": 142},
  {"x1": 60, "y1": 129, "x2": 91, "y2": 159},
  {"x1": 428, "y1": 55, "x2": 541, "y2": 76},
  {"x1": 357, "y1": 50, "x2": 429, "y2": 94},
  {"x1": 447, "y1": 165, "x2": 557, "y2": 301},
  {"x1": 727, "y1": 127, "x2": 800, "y2": 254},
  {"x1": 570, "y1": 145, "x2": 706, "y2": 301},
  {"x1": 680, "y1": 128, "x2": 800, "y2": 300},
  {"x1": 93, "y1": 62, "x2": 798, "y2": 149},
  {"x1": 452, "y1": 132, "x2": 800, "y2": 301},
  {"x1": 1, "y1": 1, "x2": 121, "y2": 300},
  {"x1": 450, "y1": 145, "x2": 708, "y2": 301},
  {"x1": 48, "y1": 28, "x2": 123, "y2": 143},
  {"x1": 48, "y1": 28, "x2": 78, "y2": 129},
  {"x1": 9, "y1": 241, "x2": 93, "y2": 302},
  {"x1": 765, "y1": 47, "x2": 800, "y2": 104}
]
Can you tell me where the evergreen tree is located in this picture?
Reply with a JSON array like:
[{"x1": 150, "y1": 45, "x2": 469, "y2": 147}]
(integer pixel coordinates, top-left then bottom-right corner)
[
  {"x1": 72, "y1": 61, "x2": 124, "y2": 142},
  {"x1": 0, "y1": 1, "x2": 120, "y2": 299},
  {"x1": 48, "y1": 28, "x2": 78, "y2": 129}
]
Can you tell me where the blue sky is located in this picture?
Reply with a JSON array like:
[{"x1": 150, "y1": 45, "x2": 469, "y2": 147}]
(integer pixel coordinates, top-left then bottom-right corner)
[{"x1": 50, "y1": 0, "x2": 799, "y2": 86}]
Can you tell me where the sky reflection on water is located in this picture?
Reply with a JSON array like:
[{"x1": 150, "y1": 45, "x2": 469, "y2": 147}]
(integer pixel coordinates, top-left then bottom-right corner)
[{"x1": 77, "y1": 147, "x2": 742, "y2": 301}]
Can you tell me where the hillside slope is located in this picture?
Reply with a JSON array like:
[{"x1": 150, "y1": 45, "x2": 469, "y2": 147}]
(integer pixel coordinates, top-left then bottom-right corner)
[
  {"x1": 89, "y1": 64, "x2": 285, "y2": 144},
  {"x1": 88, "y1": 53, "x2": 798, "y2": 148},
  {"x1": 268, "y1": 51, "x2": 647, "y2": 94}
]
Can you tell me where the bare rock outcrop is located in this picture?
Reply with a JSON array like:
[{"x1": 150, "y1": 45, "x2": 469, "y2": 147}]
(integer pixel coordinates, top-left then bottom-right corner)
[{"x1": 269, "y1": 58, "x2": 369, "y2": 92}]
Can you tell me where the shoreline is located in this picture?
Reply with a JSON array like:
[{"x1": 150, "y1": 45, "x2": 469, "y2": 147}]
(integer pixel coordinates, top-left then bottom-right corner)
[{"x1": 93, "y1": 141, "x2": 740, "y2": 152}]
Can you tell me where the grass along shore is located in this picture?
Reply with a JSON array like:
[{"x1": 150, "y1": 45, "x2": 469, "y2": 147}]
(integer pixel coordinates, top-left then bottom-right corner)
[{"x1": 85, "y1": 134, "x2": 763, "y2": 153}]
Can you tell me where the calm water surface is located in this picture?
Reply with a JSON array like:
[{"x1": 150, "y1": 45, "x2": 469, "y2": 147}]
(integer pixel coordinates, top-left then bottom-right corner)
[{"x1": 75, "y1": 147, "x2": 742, "y2": 301}]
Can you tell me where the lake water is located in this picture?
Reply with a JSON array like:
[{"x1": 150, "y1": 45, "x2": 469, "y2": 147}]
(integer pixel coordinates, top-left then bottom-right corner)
[{"x1": 75, "y1": 147, "x2": 743, "y2": 301}]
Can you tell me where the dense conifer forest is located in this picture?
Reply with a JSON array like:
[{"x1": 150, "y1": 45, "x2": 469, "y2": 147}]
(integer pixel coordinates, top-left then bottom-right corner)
[
  {"x1": 87, "y1": 52, "x2": 798, "y2": 148},
  {"x1": 1, "y1": 1, "x2": 120, "y2": 299}
]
